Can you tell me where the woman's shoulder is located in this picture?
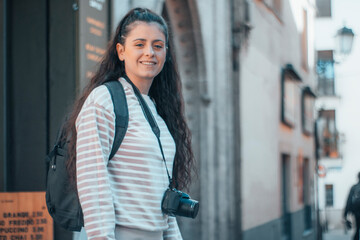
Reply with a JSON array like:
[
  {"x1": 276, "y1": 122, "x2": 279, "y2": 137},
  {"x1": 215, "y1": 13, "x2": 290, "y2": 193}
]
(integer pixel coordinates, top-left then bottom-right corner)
[
  {"x1": 83, "y1": 84, "x2": 113, "y2": 112},
  {"x1": 118, "y1": 77, "x2": 133, "y2": 93}
]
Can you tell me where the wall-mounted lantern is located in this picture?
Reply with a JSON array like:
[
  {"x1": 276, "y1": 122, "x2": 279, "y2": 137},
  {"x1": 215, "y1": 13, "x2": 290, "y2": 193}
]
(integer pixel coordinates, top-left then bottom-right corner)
[{"x1": 335, "y1": 26, "x2": 355, "y2": 61}]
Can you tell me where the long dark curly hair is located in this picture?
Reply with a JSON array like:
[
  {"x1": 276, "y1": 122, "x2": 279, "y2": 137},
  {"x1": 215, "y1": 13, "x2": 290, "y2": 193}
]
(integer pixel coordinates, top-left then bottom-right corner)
[{"x1": 64, "y1": 8, "x2": 194, "y2": 191}]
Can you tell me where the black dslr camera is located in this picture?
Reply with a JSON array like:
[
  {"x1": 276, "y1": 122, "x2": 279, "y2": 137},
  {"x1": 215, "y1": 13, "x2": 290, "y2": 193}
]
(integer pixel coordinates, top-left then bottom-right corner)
[{"x1": 161, "y1": 188, "x2": 199, "y2": 218}]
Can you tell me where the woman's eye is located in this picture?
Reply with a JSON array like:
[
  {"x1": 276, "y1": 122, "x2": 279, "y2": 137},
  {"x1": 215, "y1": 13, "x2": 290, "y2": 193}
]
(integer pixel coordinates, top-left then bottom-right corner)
[
  {"x1": 154, "y1": 45, "x2": 164, "y2": 49},
  {"x1": 135, "y1": 43, "x2": 144, "y2": 47}
]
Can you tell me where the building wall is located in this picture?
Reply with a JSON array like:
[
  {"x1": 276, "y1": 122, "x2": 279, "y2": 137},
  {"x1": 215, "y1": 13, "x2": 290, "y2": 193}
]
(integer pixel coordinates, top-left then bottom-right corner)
[
  {"x1": 315, "y1": 0, "x2": 360, "y2": 230},
  {"x1": 111, "y1": 0, "x2": 318, "y2": 239},
  {"x1": 192, "y1": 1, "x2": 235, "y2": 240},
  {"x1": 241, "y1": 0, "x2": 317, "y2": 239}
]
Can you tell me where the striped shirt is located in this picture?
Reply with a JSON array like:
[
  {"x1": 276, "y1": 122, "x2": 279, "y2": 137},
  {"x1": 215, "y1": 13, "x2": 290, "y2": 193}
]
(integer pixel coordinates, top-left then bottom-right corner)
[{"x1": 76, "y1": 78, "x2": 182, "y2": 240}]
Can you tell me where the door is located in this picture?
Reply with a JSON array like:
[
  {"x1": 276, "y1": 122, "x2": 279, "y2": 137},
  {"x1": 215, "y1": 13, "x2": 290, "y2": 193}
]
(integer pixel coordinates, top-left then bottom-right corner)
[{"x1": 281, "y1": 154, "x2": 292, "y2": 240}]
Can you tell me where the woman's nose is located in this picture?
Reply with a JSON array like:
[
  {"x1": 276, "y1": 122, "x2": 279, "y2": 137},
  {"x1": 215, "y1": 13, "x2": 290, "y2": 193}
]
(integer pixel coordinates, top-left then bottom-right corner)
[{"x1": 145, "y1": 46, "x2": 155, "y2": 56}]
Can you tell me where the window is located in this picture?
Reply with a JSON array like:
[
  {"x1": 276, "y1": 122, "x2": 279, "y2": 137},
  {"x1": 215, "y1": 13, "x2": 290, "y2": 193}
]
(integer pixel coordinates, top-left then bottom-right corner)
[
  {"x1": 316, "y1": 50, "x2": 335, "y2": 96},
  {"x1": 261, "y1": 0, "x2": 282, "y2": 18},
  {"x1": 318, "y1": 110, "x2": 338, "y2": 158},
  {"x1": 284, "y1": 79, "x2": 296, "y2": 125},
  {"x1": 273, "y1": 0, "x2": 282, "y2": 17},
  {"x1": 302, "y1": 87, "x2": 316, "y2": 135},
  {"x1": 325, "y1": 184, "x2": 334, "y2": 207},
  {"x1": 316, "y1": 0, "x2": 332, "y2": 18},
  {"x1": 281, "y1": 64, "x2": 302, "y2": 128},
  {"x1": 302, "y1": 10, "x2": 308, "y2": 70}
]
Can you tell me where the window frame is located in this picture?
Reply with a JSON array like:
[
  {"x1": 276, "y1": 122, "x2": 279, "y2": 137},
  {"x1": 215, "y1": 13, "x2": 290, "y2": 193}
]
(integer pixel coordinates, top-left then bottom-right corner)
[
  {"x1": 302, "y1": 87, "x2": 316, "y2": 136},
  {"x1": 258, "y1": 0, "x2": 283, "y2": 20},
  {"x1": 318, "y1": 109, "x2": 339, "y2": 158},
  {"x1": 316, "y1": 50, "x2": 335, "y2": 96},
  {"x1": 301, "y1": 9, "x2": 308, "y2": 70},
  {"x1": 325, "y1": 184, "x2": 334, "y2": 207},
  {"x1": 316, "y1": 0, "x2": 332, "y2": 18},
  {"x1": 281, "y1": 64, "x2": 302, "y2": 128}
]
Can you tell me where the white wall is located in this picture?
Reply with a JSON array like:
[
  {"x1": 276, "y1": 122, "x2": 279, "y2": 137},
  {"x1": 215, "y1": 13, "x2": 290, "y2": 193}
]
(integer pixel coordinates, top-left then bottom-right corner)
[
  {"x1": 315, "y1": 0, "x2": 360, "y2": 229},
  {"x1": 241, "y1": 0, "x2": 316, "y2": 230}
]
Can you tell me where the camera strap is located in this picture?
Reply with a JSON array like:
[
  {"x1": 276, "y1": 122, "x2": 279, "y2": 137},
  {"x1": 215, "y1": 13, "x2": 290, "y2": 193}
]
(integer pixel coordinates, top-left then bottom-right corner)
[{"x1": 123, "y1": 75, "x2": 173, "y2": 187}]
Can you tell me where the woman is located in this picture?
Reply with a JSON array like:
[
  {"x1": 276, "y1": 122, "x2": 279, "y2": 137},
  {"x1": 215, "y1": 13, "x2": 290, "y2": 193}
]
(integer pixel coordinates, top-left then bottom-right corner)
[{"x1": 63, "y1": 7, "x2": 194, "y2": 240}]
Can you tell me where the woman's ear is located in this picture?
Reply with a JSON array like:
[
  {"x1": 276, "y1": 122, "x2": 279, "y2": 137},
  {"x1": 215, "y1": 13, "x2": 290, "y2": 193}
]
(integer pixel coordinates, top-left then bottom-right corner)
[{"x1": 116, "y1": 43, "x2": 125, "y2": 61}]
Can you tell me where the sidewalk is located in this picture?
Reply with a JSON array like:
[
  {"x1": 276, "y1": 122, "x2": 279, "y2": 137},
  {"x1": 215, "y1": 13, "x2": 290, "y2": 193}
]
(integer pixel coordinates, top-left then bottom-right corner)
[{"x1": 323, "y1": 228, "x2": 353, "y2": 240}]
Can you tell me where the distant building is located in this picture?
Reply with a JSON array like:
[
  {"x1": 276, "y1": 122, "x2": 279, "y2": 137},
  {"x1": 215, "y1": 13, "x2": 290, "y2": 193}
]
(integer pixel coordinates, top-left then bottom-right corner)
[
  {"x1": 315, "y1": 0, "x2": 360, "y2": 230},
  {"x1": 240, "y1": 1, "x2": 317, "y2": 239}
]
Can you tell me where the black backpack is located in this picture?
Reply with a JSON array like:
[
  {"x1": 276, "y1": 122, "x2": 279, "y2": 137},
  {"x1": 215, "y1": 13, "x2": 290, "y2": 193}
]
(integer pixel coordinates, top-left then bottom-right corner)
[
  {"x1": 351, "y1": 184, "x2": 360, "y2": 212},
  {"x1": 45, "y1": 80, "x2": 128, "y2": 231}
]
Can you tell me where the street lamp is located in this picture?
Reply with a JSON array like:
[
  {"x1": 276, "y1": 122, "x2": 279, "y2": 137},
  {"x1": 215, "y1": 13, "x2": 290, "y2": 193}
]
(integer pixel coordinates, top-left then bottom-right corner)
[{"x1": 335, "y1": 26, "x2": 355, "y2": 61}]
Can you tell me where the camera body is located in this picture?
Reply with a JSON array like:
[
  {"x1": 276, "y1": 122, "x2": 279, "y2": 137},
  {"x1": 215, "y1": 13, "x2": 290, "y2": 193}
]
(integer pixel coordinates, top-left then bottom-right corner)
[{"x1": 161, "y1": 188, "x2": 199, "y2": 219}]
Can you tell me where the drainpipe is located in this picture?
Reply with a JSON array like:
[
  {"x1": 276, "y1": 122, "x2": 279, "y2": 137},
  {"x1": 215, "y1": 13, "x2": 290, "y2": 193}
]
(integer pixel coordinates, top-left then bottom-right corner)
[
  {"x1": 314, "y1": 120, "x2": 323, "y2": 240},
  {"x1": 231, "y1": 0, "x2": 252, "y2": 239},
  {"x1": 231, "y1": 0, "x2": 241, "y2": 239}
]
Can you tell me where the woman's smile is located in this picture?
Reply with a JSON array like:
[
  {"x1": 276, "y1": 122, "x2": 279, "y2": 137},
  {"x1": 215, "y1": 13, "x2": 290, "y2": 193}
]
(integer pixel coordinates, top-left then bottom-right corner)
[
  {"x1": 140, "y1": 60, "x2": 156, "y2": 64},
  {"x1": 140, "y1": 60, "x2": 157, "y2": 65}
]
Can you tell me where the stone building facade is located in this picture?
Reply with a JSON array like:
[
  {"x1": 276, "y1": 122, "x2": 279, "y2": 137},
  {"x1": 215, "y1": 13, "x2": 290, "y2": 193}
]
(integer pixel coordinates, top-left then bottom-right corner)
[{"x1": 114, "y1": 1, "x2": 318, "y2": 240}]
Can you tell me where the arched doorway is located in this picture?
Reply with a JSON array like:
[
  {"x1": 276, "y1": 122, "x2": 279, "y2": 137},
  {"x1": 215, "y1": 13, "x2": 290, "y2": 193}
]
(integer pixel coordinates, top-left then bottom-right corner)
[{"x1": 163, "y1": 1, "x2": 206, "y2": 239}]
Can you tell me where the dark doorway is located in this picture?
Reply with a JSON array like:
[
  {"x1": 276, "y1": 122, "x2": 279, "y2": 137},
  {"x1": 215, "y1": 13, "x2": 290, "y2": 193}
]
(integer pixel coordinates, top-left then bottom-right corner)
[
  {"x1": 303, "y1": 158, "x2": 312, "y2": 231},
  {"x1": 1, "y1": 0, "x2": 77, "y2": 239},
  {"x1": 281, "y1": 154, "x2": 292, "y2": 240}
]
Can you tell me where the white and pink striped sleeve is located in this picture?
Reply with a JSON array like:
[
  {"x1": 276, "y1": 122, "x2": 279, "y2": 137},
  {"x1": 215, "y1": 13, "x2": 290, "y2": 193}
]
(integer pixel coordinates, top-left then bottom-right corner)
[
  {"x1": 163, "y1": 217, "x2": 183, "y2": 240},
  {"x1": 76, "y1": 90, "x2": 116, "y2": 240}
]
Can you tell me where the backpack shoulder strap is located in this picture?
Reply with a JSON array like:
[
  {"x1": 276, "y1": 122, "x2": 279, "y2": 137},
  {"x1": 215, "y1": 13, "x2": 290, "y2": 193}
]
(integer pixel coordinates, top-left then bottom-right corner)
[{"x1": 104, "y1": 80, "x2": 129, "y2": 160}]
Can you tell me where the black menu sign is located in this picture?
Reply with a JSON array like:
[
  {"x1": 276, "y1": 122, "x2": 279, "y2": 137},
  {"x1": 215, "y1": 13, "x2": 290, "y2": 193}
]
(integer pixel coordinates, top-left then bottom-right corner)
[{"x1": 78, "y1": 0, "x2": 109, "y2": 91}]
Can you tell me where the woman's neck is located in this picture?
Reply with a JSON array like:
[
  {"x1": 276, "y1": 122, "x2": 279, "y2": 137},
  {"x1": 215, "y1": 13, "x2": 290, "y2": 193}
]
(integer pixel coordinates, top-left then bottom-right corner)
[{"x1": 125, "y1": 73, "x2": 153, "y2": 95}]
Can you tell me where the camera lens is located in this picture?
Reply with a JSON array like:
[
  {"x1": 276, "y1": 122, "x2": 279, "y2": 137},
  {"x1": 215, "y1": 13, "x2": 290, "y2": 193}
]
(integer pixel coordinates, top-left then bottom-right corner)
[{"x1": 177, "y1": 198, "x2": 199, "y2": 218}]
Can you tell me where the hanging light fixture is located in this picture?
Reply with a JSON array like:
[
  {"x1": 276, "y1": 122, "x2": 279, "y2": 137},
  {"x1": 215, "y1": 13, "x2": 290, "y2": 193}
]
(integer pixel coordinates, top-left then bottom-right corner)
[{"x1": 335, "y1": 26, "x2": 355, "y2": 58}]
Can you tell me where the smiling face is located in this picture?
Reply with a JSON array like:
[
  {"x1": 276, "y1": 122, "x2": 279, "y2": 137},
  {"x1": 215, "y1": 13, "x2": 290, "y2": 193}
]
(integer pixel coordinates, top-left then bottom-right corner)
[{"x1": 116, "y1": 21, "x2": 167, "y2": 94}]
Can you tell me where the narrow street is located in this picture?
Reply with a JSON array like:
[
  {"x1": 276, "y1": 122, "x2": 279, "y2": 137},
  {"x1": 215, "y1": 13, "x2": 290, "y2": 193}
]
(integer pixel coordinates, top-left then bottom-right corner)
[{"x1": 324, "y1": 228, "x2": 353, "y2": 240}]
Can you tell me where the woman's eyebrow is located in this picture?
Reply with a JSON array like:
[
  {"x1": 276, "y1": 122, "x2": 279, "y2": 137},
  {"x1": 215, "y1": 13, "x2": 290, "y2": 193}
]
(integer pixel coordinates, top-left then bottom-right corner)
[
  {"x1": 132, "y1": 38, "x2": 165, "y2": 43},
  {"x1": 133, "y1": 38, "x2": 146, "y2": 42},
  {"x1": 153, "y1": 39, "x2": 165, "y2": 44}
]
